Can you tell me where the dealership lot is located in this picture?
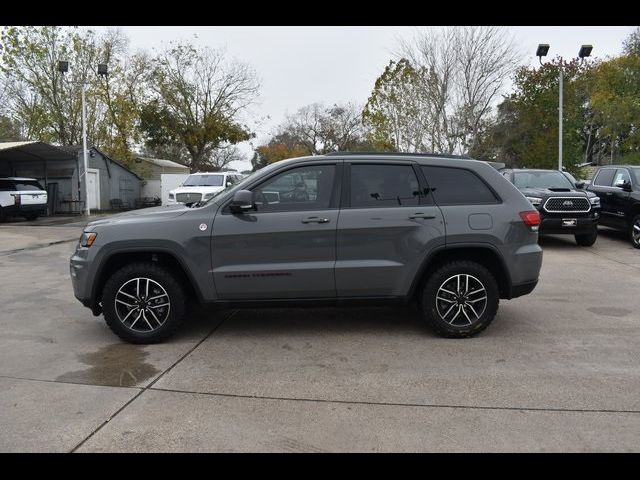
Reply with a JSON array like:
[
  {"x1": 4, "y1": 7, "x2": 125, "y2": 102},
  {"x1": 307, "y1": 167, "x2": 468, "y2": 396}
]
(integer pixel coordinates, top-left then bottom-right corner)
[{"x1": 0, "y1": 219, "x2": 639, "y2": 452}]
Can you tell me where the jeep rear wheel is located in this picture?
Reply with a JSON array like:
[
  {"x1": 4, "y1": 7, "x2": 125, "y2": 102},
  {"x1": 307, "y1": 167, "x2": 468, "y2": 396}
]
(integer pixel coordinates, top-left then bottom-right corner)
[
  {"x1": 421, "y1": 261, "x2": 499, "y2": 338},
  {"x1": 102, "y1": 262, "x2": 186, "y2": 344},
  {"x1": 575, "y1": 228, "x2": 597, "y2": 247},
  {"x1": 631, "y1": 214, "x2": 640, "y2": 249}
]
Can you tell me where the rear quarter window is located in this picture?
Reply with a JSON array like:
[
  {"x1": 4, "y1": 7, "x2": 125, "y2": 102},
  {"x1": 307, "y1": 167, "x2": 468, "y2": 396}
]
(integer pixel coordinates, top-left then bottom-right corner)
[{"x1": 421, "y1": 166, "x2": 499, "y2": 205}]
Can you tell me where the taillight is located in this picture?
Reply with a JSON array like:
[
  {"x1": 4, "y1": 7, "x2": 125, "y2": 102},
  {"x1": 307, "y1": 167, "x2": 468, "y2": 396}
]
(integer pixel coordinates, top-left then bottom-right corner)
[
  {"x1": 13, "y1": 194, "x2": 21, "y2": 206},
  {"x1": 520, "y1": 210, "x2": 541, "y2": 231}
]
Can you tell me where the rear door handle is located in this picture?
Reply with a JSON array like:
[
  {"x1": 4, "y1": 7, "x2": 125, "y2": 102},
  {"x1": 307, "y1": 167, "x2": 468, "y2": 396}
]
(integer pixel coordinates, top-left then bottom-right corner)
[
  {"x1": 409, "y1": 213, "x2": 436, "y2": 219},
  {"x1": 302, "y1": 216, "x2": 330, "y2": 224}
]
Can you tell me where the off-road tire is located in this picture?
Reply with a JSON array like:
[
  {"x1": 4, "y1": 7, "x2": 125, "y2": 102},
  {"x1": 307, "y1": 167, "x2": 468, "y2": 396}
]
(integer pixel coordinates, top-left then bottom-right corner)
[
  {"x1": 420, "y1": 260, "x2": 499, "y2": 338},
  {"x1": 102, "y1": 262, "x2": 186, "y2": 344},
  {"x1": 575, "y1": 228, "x2": 597, "y2": 247}
]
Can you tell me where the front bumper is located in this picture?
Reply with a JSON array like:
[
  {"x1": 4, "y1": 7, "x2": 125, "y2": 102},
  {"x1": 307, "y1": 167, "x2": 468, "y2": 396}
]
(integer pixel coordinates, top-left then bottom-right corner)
[{"x1": 539, "y1": 214, "x2": 599, "y2": 235}]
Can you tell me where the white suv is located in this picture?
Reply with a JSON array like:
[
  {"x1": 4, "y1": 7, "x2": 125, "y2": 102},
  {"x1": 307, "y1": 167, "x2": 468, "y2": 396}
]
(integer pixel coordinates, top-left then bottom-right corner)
[
  {"x1": 0, "y1": 177, "x2": 48, "y2": 221},
  {"x1": 167, "y1": 172, "x2": 242, "y2": 205}
]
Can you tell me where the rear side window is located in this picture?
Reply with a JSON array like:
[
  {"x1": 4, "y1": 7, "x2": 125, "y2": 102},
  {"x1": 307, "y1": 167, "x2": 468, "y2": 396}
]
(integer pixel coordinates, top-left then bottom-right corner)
[
  {"x1": 422, "y1": 166, "x2": 498, "y2": 205},
  {"x1": 593, "y1": 169, "x2": 615, "y2": 187},
  {"x1": 13, "y1": 180, "x2": 44, "y2": 191},
  {"x1": 350, "y1": 164, "x2": 421, "y2": 208}
]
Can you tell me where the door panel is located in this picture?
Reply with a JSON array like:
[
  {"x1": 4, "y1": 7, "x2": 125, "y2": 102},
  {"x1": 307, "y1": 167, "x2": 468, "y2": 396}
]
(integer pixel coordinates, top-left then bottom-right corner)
[
  {"x1": 211, "y1": 210, "x2": 338, "y2": 299},
  {"x1": 336, "y1": 206, "x2": 444, "y2": 296},
  {"x1": 211, "y1": 163, "x2": 340, "y2": 300},
  {"x1": 336, "y1": 162, "x2": 444, "y2": 297}
]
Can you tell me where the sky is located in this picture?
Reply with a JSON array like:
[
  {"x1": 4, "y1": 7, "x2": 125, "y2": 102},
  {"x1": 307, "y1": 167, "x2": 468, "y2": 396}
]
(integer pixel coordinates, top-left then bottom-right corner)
[{"x1": 94, "y1": 26, "x2": 637, "y2": 171}]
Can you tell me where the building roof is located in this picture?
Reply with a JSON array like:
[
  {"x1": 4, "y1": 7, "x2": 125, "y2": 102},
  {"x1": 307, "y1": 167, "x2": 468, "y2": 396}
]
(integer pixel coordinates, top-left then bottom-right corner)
[
  {"x1": 60, "y1": 144, "x2": 143, "y2": 180},
  {"x1": 0, "y1": 141, "x2": 76, "y2": 162},
  {"x1": 136, "y1": 156, "x2": 189, "y2": 170}
]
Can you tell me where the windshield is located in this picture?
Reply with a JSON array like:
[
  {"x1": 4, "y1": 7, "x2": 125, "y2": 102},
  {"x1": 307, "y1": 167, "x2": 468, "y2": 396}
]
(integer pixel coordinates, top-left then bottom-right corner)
[
  {"x1": 183, "y1": 174, "x2": 224, "y2": 187},
  {"x1": 513, "y1": 171, "x2": 574, "y2": 189},
  {"x1": 13, "y1": 180, "x2": 44, "y2": 191}
]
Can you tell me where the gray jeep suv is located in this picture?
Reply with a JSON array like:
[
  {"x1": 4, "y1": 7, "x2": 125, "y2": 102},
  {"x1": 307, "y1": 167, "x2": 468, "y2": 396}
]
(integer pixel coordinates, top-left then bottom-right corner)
[{"x1": 70, "y1": 153, "x2": 543, "y2": 343}]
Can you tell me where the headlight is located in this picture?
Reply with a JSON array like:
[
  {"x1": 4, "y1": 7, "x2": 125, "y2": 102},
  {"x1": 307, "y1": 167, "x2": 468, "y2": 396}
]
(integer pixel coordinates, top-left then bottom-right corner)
[
  {"x1": 526, "y1": 196, "x2": 542, "y2": 207},
  {"x1": 168, "y1": 193, "x2": 175, "y2": 199},
  {"x1": 589, "y1": 196, "x2": 600, "y2": 206},
  {"x1": 79, "y1": 232, "x2": 97, "y2": 247}
]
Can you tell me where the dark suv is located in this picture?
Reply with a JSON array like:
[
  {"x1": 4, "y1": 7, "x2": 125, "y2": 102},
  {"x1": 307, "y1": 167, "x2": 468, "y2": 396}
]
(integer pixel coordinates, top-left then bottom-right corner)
[
  {"x1": 70, "y1": 153, "x2": 543, "y2": 343},
  {"x1": 501, "y1": 168, "x2": 601, "y2": 246},
  {"x1": 587, "y1": 165, "x2": 640, "y2": 248}
]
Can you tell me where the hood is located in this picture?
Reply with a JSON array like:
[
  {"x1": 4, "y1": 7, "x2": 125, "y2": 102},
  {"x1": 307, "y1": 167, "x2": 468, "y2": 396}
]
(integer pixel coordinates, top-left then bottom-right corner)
[
  {"x1": 85, "y1": 205, "x2": 189, "y2": 229},
  {"x1": 518, "y1": 187, "x2": 596, "y2": 198},
  {"x1": 171, "y1": 185, "x2": 225, "y2": 193}
]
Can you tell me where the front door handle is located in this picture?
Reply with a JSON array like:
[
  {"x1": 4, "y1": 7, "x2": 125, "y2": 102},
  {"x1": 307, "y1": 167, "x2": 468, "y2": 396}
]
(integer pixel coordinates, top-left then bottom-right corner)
[
  {"x1": 409, "y1": 213, "x2": 436, "y2": 220},
  {"x1": 302, "y1": 216, "x2": 330, "y2": 224}
]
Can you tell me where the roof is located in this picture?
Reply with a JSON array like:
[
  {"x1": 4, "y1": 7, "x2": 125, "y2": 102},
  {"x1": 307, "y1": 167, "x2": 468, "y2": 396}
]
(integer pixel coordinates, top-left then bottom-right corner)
[
  {"x1": 60, "y1": 144, "x2": 143, "y2": 180},
  {"x1": 0, "y1": 141, "x2": 76, "y2": 162},
  {"x1": 136, "y1": 156, "x2": 189, "y2": 170}
]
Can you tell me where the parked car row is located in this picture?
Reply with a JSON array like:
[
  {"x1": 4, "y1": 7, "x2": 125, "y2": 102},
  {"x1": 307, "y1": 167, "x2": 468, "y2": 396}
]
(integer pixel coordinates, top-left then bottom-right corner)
[{"x1": 500, "y1": 165, "x2": 640, "y2": 249}]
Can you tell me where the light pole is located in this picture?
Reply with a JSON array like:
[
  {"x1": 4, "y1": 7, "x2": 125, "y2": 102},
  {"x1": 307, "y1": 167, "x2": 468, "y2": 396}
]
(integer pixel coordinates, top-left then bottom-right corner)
[
  {"x1": 536, "y1": 44, "x2": 592, "y2": 172},
  {"x1": 57, "y1": 60, "x2": 108, "y2": 216}
]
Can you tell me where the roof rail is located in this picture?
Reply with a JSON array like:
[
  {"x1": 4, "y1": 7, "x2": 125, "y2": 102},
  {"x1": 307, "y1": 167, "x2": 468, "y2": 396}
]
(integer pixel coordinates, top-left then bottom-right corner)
[{"x1": 324, "y1": 151, "x2": 472, "y2": 160}]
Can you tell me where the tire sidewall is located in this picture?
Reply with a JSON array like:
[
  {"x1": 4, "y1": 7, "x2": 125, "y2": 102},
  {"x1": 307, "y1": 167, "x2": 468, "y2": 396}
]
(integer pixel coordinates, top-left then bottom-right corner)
[
  {"x1": 631, "y1": 215, "x2": 640, "y2": 249},
  {"x1": 422, "y1": 261, "x2": 499, "y2": 338},
  {"x1": 102, "y1": 263, "x2": 186, "y2": 343},
  {"x1": 575, "y1": 228, "x2": 598, "y2": 246}
]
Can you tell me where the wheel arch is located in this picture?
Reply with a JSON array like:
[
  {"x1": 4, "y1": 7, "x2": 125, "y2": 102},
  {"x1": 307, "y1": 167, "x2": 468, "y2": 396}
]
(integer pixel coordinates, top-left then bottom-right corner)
[
  {"x1": 91, "y1": 248, "x2": 203, "y2": 315},
  {"x1": 409, "y1": 244, "x2": 512, "y2": 300}
]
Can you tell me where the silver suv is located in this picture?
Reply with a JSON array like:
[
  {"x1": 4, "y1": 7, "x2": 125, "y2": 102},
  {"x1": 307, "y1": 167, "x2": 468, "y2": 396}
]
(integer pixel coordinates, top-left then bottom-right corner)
[{"x1": 70, "y1": 153, "x2": 543, "y2": 343}]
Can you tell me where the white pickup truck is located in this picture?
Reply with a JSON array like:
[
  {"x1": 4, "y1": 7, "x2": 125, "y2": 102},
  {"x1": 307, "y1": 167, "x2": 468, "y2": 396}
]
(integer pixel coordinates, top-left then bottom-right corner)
[{"x1": 0, "y1": 177, "x2": 48, "y2": 221}]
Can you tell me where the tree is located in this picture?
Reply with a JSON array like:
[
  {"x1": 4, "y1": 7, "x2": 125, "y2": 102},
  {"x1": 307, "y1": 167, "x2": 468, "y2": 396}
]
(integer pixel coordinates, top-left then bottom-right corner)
[
  {"x1": 140, "y1": 42, "x2": 260, "y2": 173},
  {"x1": 0, "y1": 26, "x2": 147, "y2": 167},
  {"x1": 589, "y1": 54, "x2": 640, "y2": 163},
  {"x1": 264, "y1": 101, "x2": 369, "y2": 157},
  {"x1": 367, "y1": 26, "x2": 520, "y2": 155},
  {"x1": 363, "y1": 59, "x2": 423, "y2": 152},
  {"x1": 480, "y1": 58, "x2": 593, "y2": 174},
  {"x1": 623, "y1": 26, "x2": 640, "y2": 57}
]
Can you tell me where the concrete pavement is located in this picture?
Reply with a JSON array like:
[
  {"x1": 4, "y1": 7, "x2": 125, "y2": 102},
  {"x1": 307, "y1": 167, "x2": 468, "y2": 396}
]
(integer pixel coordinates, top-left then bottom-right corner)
[{"x1": 0, "y1": 220, "x2": 638, "y2": 452}]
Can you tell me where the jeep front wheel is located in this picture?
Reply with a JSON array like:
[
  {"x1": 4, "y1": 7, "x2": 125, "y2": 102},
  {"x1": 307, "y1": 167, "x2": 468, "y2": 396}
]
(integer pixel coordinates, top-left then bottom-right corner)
[
  {"x1": 421, "y1": 261, "x2": 499, "y2": 338},
  {"x1": 102, "y1": 262, "x2": 186, "y2": 344}
]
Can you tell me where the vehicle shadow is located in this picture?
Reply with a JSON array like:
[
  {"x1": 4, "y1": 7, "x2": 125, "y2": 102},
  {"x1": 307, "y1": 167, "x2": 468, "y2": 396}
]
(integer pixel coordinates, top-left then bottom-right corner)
[{"x1": 183, "y1": 303, "x2": 432, "y2": 338}]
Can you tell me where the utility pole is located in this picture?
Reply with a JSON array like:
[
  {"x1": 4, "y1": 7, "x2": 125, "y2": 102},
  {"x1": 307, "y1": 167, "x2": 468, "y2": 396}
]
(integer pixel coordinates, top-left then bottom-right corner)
[
  {"x1": 58, "y1": 60, "x2": 108, "y2": 216},
  {"x1": 536, "y1": 44, "x2": 592, "y2": 172}
]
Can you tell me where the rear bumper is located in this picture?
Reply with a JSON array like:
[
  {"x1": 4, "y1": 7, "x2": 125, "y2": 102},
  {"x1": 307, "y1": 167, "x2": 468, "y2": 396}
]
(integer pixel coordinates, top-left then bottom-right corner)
[
  {"x1": 3, "y1": 204, "x2": 47, "y2": 215},
  {"x1": 510, "y1": 279, "x2": 538, "y2": 299}
]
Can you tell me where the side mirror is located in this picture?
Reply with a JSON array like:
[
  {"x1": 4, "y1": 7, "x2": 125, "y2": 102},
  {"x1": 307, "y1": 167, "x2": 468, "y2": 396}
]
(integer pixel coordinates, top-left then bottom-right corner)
[
  {"x1": 622, "y1": 181, "x2": 633, "y2": 192},
  {"x1": 229, "y1": 190, "x2": 253, "y2": 214},
  {"x1": 226, "y1": 181, "x2": 232, "y2": 188},
  {"x1": 575, "y1": 181, "x2": 585, "y2": 189}
]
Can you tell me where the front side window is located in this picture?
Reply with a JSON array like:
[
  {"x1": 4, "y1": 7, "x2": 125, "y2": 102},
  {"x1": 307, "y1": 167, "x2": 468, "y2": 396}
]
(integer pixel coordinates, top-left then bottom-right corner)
[
  {"x1": 252, "y1": 165, "x2": 335, "y2": 212},
  {"x1": 613, "y1": 169, "x2": 631, "y2": 188},
  {"x1": 422, "y1": 166, "x2": 498, "y2": 205},
  {"x1": 183, "y1": 174, "x2": 224, "y2": 187},
  {"x1": 350, "y1": 164, "x2": 421, "y2": 208},
  {"x1": 593, "y1": 169, "x2": 615, "y2": 187}
]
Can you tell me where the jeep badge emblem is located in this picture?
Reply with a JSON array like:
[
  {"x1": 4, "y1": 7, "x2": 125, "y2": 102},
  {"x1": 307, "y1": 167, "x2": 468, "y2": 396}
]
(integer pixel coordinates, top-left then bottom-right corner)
[{"x1": 199, "y1": 223, "x2": 207, "y2": 231}]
